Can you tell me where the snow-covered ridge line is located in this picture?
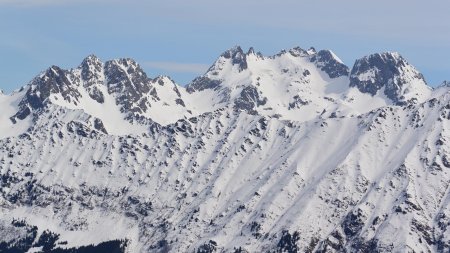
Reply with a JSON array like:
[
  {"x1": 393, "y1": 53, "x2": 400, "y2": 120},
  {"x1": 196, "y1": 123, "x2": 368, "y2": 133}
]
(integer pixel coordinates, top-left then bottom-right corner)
[
  {"x1": 1, "y1": 46, "x2": 450, "y2": 252},
  {"x1": 1, "y1": 45, "x2": 438, "y2": 138}
]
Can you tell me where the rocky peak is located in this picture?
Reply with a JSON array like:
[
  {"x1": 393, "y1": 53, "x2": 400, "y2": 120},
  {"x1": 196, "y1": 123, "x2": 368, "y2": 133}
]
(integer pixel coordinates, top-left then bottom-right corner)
[
  {"x1": 105, "y1": 58, "x2": 145, "y2": 78},
  {"x1": 32, "y1": 65, "x2": 79, "y2": 101},
  {"x1": 10, "y1": 65, "x2": 81, "y2": 122},
  {"x1": 80, "y1": 54, "x2": 103, "y2": 82},
  {"x1": 104, "y1": 58, "x2": 153, "y2": 115},
  {"x1": 286, "y1": 46, "x2": 312, "y2": 57},
  {"x1": 221, "y1": 45, "x2": 244, "y2": 58},
  {"x1": 77, "y1": 55, "x2": 106, "y2": 103},
  {"x1": 350, "y1": 52, "x2": 429, "y2": 104},
  {"x1": 246, "y1": 47, "x2": 264, "y2": 58},
  {"x1": 310, "y1": 49, "x2": 349, "y2": 78},
  {"x1": 187, "y1": 46, "x2": 316, "y2": 93},
  {"x1": 81, "y1": 54, "x2": 102, "y2": 68},
  {"x1": 104, "y1": 58, "x2": 150, "y2": 93},
  {"x1": 307, "y1": 47, "x2": 317, "y2": 54},
  {"x1": 275, "y1": 46, "x2": 349, "y2": 78},
  {"x1": 276, "y1": 46, "x2": 318, "y2": 58},
  {"x1": 351, "y1": 52, "x2": 406, "y2": 80},
  {"x1": 220, "y1": 45, "x2": 248, "y2": 71},
  {"x1": 186, "y1": 46, "x2": 248, "y2": 93}
]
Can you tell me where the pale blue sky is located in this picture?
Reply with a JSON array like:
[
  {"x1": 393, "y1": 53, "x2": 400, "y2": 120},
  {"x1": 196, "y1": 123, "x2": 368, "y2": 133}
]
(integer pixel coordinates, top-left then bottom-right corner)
[{"x1": 1, "y1": 0, "x2": 449, "y2": 93}]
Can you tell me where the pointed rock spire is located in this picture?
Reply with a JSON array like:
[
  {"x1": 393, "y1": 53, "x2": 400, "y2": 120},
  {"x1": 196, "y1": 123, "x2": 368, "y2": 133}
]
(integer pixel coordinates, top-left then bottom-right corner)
[{"x1": 80, "y1": 54, "x2": 103, "y2": 82}]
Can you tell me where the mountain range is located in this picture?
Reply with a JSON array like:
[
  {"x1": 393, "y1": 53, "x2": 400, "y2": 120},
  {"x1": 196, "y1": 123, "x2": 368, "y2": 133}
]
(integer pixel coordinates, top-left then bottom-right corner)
[{"x1": 0, "y1": 46, "x2": 449, "y2": 252}]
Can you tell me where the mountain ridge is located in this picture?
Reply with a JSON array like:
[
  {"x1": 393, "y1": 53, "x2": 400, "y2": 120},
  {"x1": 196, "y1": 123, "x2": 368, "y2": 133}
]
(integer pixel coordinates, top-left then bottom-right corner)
[
  {"x1": 2, "y1": 46, "x2": 436, "y2": 136},
  {"x1": 0, "y1": 46, "x2": 449, "y2": 252}
]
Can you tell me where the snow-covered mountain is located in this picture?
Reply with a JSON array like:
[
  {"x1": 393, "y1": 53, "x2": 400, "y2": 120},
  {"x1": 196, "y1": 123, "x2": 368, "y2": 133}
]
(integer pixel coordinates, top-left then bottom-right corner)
[{"x1": 0, "y1": 46, "x2": 449, "y2": 252}]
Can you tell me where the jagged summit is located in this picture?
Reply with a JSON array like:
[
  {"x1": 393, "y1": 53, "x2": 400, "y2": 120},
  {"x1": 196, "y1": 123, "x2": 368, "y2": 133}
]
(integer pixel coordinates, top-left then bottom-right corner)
[
  {"x1": 184, "y1": 46, "x2": 432, "y2": 97},
  {"x1": 350, "y1": 52, "x2": 431, "y2": 104},
  {"x1": 188, "y1": 46, "x2": 350, "y2": 89},
  {"x1": 283, "y1": 46, "x2": 315, "y2": 57},
  {"x1": 219, "y1": 45, "x2": 248, "y2": 71},
  {"x1": 11, "y1": 64, "x2": 81, "y2": 122},
  {"x1": 80, "y1": 54, "x2": 103, "y2": 80},
  {"x1": 310, "y1": 49, "x2": 349, "y2": 78},
  {"x1": 187, "y1": 46, "x2": 392, "y2": 120},
  {"x1": 80, "y1": 54, "x2": 102, "y2": 66},
  {"x1": 4, "y1": 47, "x2": 439, "y2": 131},
  {"x1": 1, "y1": 46, "x2": 450, "y2": 252},
  {"x1": 8, "y1": 55, "x2": 191, "y2": 131}
]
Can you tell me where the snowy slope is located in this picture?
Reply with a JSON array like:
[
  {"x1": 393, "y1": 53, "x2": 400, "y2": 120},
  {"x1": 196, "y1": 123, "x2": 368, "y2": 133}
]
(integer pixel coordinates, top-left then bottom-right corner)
[
  {"x1": 0, "y1": 47, "x2": 449, "y2": 252},
  {"x1": 0, "y1": 88, "x2": 33, "y2": 139},
  {"x1": 186, "y1": 47, "x2": 423, "y2": 122}
]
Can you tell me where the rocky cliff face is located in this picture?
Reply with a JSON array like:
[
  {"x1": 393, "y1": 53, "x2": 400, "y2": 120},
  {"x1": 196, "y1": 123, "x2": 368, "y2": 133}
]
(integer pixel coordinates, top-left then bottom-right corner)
[
  {"x1": 0, "y1": 46, "x2": 448, "y2": 252},
  {"x1": 349, "y1": 52, "x2": 431, "y2": 104}
]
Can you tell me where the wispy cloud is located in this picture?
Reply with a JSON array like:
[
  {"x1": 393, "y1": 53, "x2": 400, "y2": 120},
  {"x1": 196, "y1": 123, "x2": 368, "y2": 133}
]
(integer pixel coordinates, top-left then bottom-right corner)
[{"x1": 142, "y1": 61, "x2": 209, "y2": 74}]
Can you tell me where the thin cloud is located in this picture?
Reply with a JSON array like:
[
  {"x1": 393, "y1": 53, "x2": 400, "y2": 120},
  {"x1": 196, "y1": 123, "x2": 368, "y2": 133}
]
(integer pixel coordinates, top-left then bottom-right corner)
[{"x1": 143, "y1": 61, "x2": 209, "y2": 74}]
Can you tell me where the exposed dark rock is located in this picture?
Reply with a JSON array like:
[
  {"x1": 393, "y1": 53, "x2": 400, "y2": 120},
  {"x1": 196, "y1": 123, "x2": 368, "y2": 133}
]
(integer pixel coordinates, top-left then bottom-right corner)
[
  {"x1": 221, "y1": 46, "x2": 248, "y2": 71},
  {"x1": 0, "y1": 220, "x2": 38, "y2": 253},
  {"x1": 104, "y1": 58, "x2": 152, "y2": 114},
  {"x1": 197, "y1": 240, "x2": 218, "y2": 253},
  {"x1": 80, "y1": 55, "x2": 103, "y2": 82},
  {"x1": 288, "y1": 95, "x2": 309, "y2": 110},
  {"x1": 233, "y1": 246, "x2": 249, "y2": 253},
  {"x1": 34, "y1": 230, "x2": 60, "y2": 251},
  {"x1": 175, "y1": 98, "x2": 185, "y2": 107},
  {"x1": 11, "y1": 66, "x2": 81, "y2": 122},
  {"x1": 234, "y1": 86, "x2": 267, "y2": 113},
  {"x1": 172, "y1": 85, "x2": 182, "y2": 98},
  {"x1": 310, "y1": 50, "x2": 349, "y2": 78},
  {"x1": 276, "y1": 230, "x2": 300, "y2": 253},
  {"x1": 87, "y1": 86, "x2": 105, "y2": 104},
  {"x1": 80, "y1": 56, "x2": 105, "y2": 104},
  {"x1": 50, "y1": 239, "x2": 128, "y2": 253},
  {"x1": 349, "y1": 52, "x2": 427, "y2": 104},
  {"x1": 343, "y1": 208, "x2": 366, "y2": 237},
  {"x1": 150, "y1": 88, "x2": 160, "y2": 101},
  {"x1": 186, "y1": 76, "x2": 222, "y2": 93},
  {"x1": 93, "y1": 118, "x2": 108, "y2": 134},
  {"x1": 316, "y1": 230, "x2": 344, "y2": 252},
  {"x1": 67, "y1": 121, "x2": 88, "y2": 137},
  {"x1": 250, "y1": 221, "x2": 262, "y2": 239},
  {"x1": 286, "y1": 47, "x2": 311, "y2": 58},
  {"x1": 150, "y1": 239, "x2": 170, "y2": 253},
  {"x1": 411, "y1": 219, "x2": 435, "y2": 246}
]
